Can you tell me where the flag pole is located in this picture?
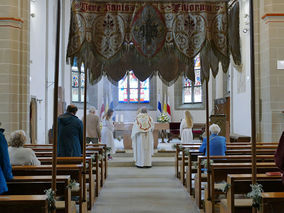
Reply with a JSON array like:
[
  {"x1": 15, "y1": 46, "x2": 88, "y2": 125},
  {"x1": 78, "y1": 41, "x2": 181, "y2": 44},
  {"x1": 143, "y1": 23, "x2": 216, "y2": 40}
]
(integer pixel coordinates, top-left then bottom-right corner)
[{"x1": 51, "y1": 0, "x2": 61, "y2": 209}]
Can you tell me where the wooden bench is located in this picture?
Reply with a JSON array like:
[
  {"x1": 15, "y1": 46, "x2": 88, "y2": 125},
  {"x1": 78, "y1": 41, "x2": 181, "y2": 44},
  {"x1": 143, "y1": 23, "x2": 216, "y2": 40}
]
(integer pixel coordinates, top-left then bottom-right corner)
[
  {"x1": 6, "y1": 175, "x2": 74, "y2": 213},
  {"x1": 205, "y1": 162, "x2": 280, "y2": 213},
  {"x1": 37, "y1": 157, "x2": 97, "y2": 210},
  {"x1": 220, "y1": 174, "x2": 283, "y2": 213},
  {"x1": 0, "y1": 195, "x2": 48, "y2": 213},
  {"x1": 260, "y1": 192, "x2": 284, "y2": 213},
  {"x1": 12, "y1": 164, "x2": 87, "y2": 213},
  {"x1": 193, "y1": 155, "x2": 275, "y2": 209}
]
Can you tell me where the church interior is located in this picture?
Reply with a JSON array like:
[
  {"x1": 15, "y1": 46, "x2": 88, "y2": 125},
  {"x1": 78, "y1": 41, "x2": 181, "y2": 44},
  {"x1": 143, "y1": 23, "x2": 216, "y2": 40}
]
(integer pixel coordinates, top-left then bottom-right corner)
[{"x1": 0, "y1": 0, "x2": 284, "y2": 212}]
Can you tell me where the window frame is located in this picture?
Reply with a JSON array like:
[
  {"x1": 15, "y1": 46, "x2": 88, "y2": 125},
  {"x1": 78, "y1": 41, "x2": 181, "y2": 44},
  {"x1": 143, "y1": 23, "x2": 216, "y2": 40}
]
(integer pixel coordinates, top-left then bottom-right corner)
[
  {"x1": 118, "y1": 71, "x2": 150, "y2": 104},
  {"x1": 112, "y1": 74, "x2": 157, "y2": 111}
]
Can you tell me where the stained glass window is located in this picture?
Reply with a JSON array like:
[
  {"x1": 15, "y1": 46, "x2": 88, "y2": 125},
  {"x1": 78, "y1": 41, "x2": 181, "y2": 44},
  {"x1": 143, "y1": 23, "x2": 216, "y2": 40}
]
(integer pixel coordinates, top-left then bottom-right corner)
[
  {"x1": 118, "y1": 71, "x2": 150, "y2": 103},
  {"x1": 183, "y1": 55, "x2": 202, "y2": 103},
  {"x1": 71, "y1": 58, "x2": 85, "y2": 103}
]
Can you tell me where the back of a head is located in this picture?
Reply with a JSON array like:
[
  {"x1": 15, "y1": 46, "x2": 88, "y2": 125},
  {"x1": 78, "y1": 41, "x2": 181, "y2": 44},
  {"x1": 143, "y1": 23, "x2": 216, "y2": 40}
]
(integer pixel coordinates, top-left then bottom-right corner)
[
  {"x1": 185, "y1": 110, "x2": 193, "y2": 128},
  {"x1": 9, "y1": 130, "x2": 27, "y2": 147},
  {"x1": 105, "y1": 109, "x2": 114, "y2": 120},
  {"x1": 67, "y1": 104, "x2": 78, "y2": 115},
  {"x1": 89, "y1": 106, "x2": 96, "y2": 114},
  {"x1": 140, "y1": 107, "x2": 147, "y2": 114},
  {"x1": 209, "y1": 124, "x2": 221, "y2": 135}
]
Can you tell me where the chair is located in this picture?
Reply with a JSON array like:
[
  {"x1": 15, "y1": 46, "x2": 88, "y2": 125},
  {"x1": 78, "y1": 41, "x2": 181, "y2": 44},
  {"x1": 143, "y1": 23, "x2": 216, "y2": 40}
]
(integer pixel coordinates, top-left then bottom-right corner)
[{"x1": 167, "y1": 122, "x2": 181, "y2": 142}]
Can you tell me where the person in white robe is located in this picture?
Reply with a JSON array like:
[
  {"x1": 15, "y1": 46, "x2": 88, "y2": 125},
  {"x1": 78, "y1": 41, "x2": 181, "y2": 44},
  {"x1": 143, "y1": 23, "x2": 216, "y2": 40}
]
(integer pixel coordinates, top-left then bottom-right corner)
[
  {"x1": 131, "y1": 108, "x2": 154, "y2": 168},
  {"x1": 8, "y1": 130, "x2": 40, "y2": 166},
  {"x1": 101, "y1": 109, "x2": 116, "y2": 157},
  {"x1": 180, "y1": 110, "x2": 194, "y2": 143}
]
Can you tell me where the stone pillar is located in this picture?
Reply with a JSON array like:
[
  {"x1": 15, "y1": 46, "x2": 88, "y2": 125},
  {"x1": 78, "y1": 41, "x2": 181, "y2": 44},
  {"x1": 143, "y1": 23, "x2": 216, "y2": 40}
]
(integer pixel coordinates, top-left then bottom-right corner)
[
  {"x1": 0, "y1": 0, "x2": 30, "y2": 136},
  {"x1": 255, "y1": 0, "x2": 284, "y2": 141}
]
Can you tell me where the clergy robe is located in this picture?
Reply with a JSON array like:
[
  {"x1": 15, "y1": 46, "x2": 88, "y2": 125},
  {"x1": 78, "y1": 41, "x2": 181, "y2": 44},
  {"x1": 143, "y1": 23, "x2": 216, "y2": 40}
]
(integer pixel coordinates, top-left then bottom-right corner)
[
  {"x1": 131, "y1": 113, "x2": 154, "y2": 167},
  {"x1": 179, "y1": 119, "x2": 193, "y2": 143},
  {"x1": 0, "y1": 129, "x2": 13, "y2": 194}
]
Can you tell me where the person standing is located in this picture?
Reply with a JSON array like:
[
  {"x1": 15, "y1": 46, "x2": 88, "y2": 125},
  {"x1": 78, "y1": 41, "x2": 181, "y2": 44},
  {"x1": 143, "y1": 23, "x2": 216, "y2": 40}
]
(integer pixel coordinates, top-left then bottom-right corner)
[
  {"x1": 101, "y1": 109, "x2": 116, "y2": 158},
  {"x1": 131, "y1": 108, "x2": 154, "y2": 168},
  {"x1": 83, "y1": 107, "x2": 101, "y2": 144},
  {"x1": 180, "y1": 110, "x2": 194, "y2": 143},
  {"x1": 57, "y1": 105, "x2": 83, "y2": 157},
  {"x1": 0, "y1": 124, "x2": 13, "y2": 194}
]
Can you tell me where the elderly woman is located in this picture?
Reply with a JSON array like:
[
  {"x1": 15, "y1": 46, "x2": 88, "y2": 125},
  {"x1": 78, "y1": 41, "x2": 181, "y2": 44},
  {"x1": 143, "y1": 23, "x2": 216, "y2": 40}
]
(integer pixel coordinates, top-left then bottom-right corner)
[
  {"x1": 199, "y1": 124, "x2": 226, "y2": 156},
  {"x1": 8, "y1": 130, "x2": 40, "y2": 166},
  {"x1": 180, "y1": 111, "x2": 194, "y2": 143}
]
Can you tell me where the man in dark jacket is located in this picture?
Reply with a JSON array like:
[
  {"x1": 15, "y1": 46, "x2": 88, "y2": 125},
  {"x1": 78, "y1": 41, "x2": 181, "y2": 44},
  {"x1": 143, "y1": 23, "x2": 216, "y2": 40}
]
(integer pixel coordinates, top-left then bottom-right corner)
[
  {"x1": 0, "y1": 124, "x2": 13, "y2": 194},
  {"x1": 57, "y1": 105, "x2": 83, "y2": 157}
]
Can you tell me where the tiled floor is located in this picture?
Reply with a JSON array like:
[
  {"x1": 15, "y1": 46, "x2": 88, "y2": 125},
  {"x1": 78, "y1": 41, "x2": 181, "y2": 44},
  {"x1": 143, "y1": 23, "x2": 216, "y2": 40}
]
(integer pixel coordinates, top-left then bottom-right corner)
[{"x1": 91, "y1": 167, "x2": 200, "y2": 213}]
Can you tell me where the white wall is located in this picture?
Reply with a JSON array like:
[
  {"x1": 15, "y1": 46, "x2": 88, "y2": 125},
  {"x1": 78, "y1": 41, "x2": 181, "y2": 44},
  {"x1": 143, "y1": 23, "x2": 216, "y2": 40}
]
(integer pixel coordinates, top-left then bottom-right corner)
[
  {"x1": 230, "y1": 0, "x2": 251, "y2": 137},
  {"x1": 30, "y1": 0, "x2": 47, "y2": 144}
]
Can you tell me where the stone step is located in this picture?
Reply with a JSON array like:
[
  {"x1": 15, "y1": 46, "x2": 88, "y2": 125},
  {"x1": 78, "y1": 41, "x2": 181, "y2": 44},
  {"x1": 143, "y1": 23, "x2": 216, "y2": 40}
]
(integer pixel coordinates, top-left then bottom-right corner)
[
  {"x1": 113, "y1": 151, "x2": 175, "y2": 158},
  {"x1": 108, "y1": 157, "x2": 174, "y2": 167}
]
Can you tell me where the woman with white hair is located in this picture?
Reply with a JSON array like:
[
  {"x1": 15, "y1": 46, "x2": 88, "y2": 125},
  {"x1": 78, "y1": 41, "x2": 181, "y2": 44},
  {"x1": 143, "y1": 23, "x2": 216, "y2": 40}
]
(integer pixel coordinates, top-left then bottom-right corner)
[
  {"x1": 8, "y1": 130, "x2": 41, "y2": 166},
  {"x1": 179, "y1": 111, "x2": 194, "y2": 143},
  {"x1": 199, "y1": 124, "x2": 226, "y2": 156}
]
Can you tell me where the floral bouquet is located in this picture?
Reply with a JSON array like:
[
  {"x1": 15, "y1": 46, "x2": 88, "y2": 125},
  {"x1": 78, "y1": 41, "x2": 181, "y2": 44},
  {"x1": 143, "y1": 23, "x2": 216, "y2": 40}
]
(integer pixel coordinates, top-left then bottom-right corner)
[{"x1": 157, "y1": 113, "x2": 170, "y2": 123}]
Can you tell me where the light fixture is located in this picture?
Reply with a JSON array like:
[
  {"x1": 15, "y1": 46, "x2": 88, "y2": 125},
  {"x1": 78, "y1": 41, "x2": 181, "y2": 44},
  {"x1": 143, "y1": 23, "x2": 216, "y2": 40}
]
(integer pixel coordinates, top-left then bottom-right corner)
[{"x1": 243, "y1": 14, "x2": 249, "y2": 34}]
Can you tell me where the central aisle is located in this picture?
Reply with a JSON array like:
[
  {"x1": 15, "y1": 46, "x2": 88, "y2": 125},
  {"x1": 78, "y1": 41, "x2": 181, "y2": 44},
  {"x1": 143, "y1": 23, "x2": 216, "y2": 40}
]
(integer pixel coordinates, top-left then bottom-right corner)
[{"x1": 92, "y1": 167, "x2": 200, "y2": 213}]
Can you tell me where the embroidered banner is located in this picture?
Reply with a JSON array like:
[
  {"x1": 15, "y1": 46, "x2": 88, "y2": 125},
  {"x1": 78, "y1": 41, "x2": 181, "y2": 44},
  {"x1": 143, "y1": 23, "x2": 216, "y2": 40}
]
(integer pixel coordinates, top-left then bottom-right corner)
[{"x1": 67, "y1": 0, "x2": 241, "y2": 85}]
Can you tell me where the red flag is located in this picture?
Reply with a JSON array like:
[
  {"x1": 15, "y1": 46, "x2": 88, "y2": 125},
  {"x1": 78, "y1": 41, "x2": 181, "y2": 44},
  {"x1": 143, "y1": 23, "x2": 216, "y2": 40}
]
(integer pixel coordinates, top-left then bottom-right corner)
[
  {"x1": 100, "y1": 103, "x2": 105, "y2": 117},
  {"x1": 167, "y1": 103, "x2": 171, "y2": 116}
]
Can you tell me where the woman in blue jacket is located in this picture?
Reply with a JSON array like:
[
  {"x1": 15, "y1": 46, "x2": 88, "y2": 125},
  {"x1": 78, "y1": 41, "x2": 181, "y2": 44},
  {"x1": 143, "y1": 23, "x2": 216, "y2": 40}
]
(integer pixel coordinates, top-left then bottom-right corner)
[
  {"x1": 199, "y1": 124, "x2": 226, "y2": 156},
  {"x1": 0, "y1": 127, "x2": 13, "y2": 194}
]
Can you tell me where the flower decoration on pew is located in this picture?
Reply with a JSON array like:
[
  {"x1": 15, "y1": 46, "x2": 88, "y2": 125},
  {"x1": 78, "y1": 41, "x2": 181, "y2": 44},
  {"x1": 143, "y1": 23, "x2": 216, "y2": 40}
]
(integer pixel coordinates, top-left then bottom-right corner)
[
  {"x1": 106, "y1": 147, "x2": 112, "y2": 153},
  {"x1": 44, "y1": 188, "x2": 56, "y2": 212},
  {"x1": 247, "y1": 183, "x2": 263, "y2": 209},
  {"x1": 172, "y1": 143, "x2": 180, "y2": 150},
  {"x1": 215, "y1": 181, "x2": 231, "y2": 193},
  {"x1": 67, "y1": 179, "x2": 80, "y2": 192},
  {"x1": 201, "y1": 159, "x2": 214, "y2": 169},
  {"x1": 157, "y1": 113, "x2": 170, "y2": 123}
]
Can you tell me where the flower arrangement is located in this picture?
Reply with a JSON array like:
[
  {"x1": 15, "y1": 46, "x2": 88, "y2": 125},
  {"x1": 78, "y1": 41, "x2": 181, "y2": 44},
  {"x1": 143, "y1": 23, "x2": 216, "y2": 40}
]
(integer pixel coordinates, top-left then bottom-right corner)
[
  {"x1": 44, "y1": 188, "x2": 56, "y2": 212},
  {"x1": 247, "y1": 183, "x2": 263, "y2": 209},
  {"x1": 157, "y1": 113, "x2": 170, "y2": 123}
]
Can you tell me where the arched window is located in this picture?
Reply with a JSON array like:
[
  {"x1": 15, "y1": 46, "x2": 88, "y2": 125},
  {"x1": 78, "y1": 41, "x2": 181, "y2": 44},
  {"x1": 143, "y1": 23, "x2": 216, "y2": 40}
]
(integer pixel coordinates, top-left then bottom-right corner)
[
  {"x1": 71, "y1": 59, "x2": 85, "y2": 103},
  {"x1": 182, "y1": 56, "x2": 202, "y2": 103},
  {"x1": 118, "y1": 71, "x2": 150, "y2": 103}
]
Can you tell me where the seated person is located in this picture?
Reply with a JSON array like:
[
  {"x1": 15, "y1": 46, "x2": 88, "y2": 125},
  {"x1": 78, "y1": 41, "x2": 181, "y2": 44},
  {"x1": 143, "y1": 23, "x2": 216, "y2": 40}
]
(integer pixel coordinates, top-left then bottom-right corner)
[
  {"x1": 8, "y1": 130, "x2": 41, "y2": 166},
  {"x1": 199, "y1": 124, "x2": 226, "y2": 156},
  {"x1": 0, "y1": 125, "x2": 13, "y2": 194}
]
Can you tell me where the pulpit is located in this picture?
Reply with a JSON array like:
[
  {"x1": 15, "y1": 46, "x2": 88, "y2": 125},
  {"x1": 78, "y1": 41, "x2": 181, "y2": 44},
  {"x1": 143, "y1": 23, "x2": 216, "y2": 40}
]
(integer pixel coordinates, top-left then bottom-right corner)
[{"x1": 114, "y1": 122, "x2": 169, "y2": 149}]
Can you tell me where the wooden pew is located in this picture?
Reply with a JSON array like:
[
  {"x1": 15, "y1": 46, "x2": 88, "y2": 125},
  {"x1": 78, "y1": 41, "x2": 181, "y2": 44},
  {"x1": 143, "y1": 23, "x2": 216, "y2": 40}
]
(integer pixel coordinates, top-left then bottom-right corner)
[
  {"x1": 6, "y1": 175, "x2": 74, "y2": 213},
  {"x1": 220, "y1": 174, "x2": 283, "y2": 213},
  {"x1": 12, "y1": 164, "x2": 87, "y2": 213},
  {"x1": 205, "y1": 162, "x2": 280, "y2": 213},
  {"x1": 193, "y1": 155, "x2": 275, "y2": 209},
  {"x1": 0, "y1": 195, "x2": 48, "y2": 213},
  {"x1": 260, "y1": 192, "x2": 284, "y2": 213},
  {"x1": 37, "y1": 157, "x2": 97, "y2": 210}
]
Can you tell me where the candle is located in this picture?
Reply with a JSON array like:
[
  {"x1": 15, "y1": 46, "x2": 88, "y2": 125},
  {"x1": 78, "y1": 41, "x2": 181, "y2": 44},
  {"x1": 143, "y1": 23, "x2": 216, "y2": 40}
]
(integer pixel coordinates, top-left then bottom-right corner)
[
  {"x1": 115, "y1": 114, "x2": 119, "y2": 122},
  {"x1": 120, "y1": 114, "x2": 124, "y2": 122}
]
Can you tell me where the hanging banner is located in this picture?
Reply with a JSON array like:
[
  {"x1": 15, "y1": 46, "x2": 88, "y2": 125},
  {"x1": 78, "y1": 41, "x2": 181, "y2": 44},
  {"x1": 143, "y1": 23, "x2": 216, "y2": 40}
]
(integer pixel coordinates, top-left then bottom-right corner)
[{"x1": 67, "y1": 0, "x2": 241, "y2": 85}]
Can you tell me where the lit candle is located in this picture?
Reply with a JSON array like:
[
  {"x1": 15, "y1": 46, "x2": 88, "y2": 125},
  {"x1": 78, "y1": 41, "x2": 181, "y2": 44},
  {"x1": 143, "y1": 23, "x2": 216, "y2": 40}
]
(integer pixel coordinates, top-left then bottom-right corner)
[
  {"x1": 120, "y1": 114, "x2": 124, "y2": 122},
  {"x1": 115, "y1": 114, "x2": 119, "y2": 122}
]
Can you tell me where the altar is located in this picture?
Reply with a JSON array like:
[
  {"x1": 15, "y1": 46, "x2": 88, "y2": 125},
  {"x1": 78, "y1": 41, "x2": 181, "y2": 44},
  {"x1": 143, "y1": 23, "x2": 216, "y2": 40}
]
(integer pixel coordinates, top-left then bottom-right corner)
[{"x1": 114, "y1": 122, "x2": 169, "y2": 149}]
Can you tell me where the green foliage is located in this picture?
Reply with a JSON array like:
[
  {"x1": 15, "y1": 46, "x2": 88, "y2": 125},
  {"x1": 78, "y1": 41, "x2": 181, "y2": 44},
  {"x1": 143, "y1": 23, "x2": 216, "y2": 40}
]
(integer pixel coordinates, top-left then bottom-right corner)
[
  {"x1": 44, "y1": 188, "x2": 56, "y2": 212},
  {"x1": 157, "y1": 113, "x2": 170, "y2": 123},
  {"x1": 247, "y1": 183, "x2": 263, "y2": 209}
]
